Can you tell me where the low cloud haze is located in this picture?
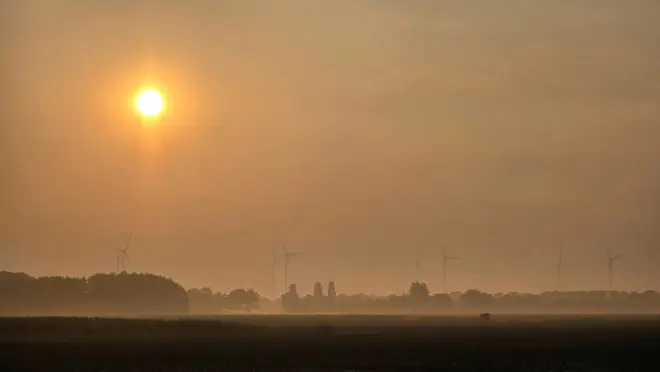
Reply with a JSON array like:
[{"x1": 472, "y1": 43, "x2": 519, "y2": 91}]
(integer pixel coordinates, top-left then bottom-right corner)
[{"x1": 2, "y1": 1, "x2": 659, "y2": 294}]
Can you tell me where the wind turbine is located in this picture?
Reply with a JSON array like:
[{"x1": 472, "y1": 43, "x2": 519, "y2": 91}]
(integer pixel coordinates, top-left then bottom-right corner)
[
  {"x1": 115, "y1": 232, "x2": 132, "y2": 273},
  {"x1": 270, "y1": 251, "x2": 278, "y2": 295},
  {"x1": 604, "y1": 248, "x2": 621, "y2": 291},
  {"x1": 554, "y1": 247, "x2": 564, "y2": 291},
  {"x1": 442, "y1": 248, "x2": 460, "y2": 293},
  {"x1": 414, "y1": 246, "x2": 424, "y2": 282},
  {"x1": 280, "y1": 237, "x2": 301, "y2": 290}
]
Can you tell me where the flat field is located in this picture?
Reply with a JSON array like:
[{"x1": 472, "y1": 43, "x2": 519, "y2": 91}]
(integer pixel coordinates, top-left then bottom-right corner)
[{"x1": 1, "y1": 314, "x2": 658, "y2": 371}]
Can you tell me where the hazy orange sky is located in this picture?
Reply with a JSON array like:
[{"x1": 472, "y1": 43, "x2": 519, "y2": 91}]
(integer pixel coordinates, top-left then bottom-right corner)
[{"x1": 2, "y1": 1, "x2": 660, "y2": 295}]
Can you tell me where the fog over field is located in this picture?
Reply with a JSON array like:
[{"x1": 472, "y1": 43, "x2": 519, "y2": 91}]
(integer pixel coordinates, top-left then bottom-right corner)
[{"x1": 2, "y1": 1, "x2": 660, "y2": 295}]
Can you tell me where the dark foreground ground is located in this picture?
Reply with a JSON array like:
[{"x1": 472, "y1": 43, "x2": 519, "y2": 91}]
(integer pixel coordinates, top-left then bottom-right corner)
[{"x1": 1, "y1": 314, "x2": 659, "y2": 371}]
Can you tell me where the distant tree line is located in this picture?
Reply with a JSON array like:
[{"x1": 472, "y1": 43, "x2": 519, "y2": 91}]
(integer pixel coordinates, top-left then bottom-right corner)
[
  {"x1": 187, "y1": 287, "x2": 260, "y2": 313},
  {"x1": 0, "y1": 271, "x2": 188, "y2": 316},
  {"x1": 3, "y1": 271, "x2": 660, "y2": 315},
  {"x1": 187, "y1": 280, "x2": 660, "y2": 314},
  {"x1": 277, "y1": 281, "x2": 660, "y2": 314}
]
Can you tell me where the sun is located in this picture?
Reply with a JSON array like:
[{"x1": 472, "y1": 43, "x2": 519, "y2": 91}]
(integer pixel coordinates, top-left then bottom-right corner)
[{"x1": 135, "y1": 89, "x2": 164, "y2": 117}]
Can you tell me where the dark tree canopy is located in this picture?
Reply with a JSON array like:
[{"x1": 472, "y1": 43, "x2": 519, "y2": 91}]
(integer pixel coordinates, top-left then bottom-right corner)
[{"x1": 0, "y1": 272, "x2": 188, "y2": 316}]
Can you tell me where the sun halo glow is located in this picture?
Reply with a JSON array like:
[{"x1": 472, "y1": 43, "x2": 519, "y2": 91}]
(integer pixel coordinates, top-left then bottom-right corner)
[{"x1": 135, "y1": 89, "x2": 164, "y2": 117}]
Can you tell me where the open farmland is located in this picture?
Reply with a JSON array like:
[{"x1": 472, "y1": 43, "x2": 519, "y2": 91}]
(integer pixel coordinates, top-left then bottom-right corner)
[{"x1": 1, "y1": 314, "x2": 658, "y2": 371}]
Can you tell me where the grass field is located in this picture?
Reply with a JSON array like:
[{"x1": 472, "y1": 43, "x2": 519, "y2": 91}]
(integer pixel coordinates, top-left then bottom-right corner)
[{"x1": 1, "y1": 314, "x2": 658, "y2": 371}]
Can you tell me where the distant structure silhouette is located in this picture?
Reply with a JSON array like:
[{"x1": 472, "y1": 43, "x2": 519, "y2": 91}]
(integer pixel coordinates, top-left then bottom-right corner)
[
  {"x1": 328, "y1": 281, "x2": 336, "y2": 304},
  {"x1": 281, "y1": 283, "x2": 300, "y2": 312},
  {"x1": 115, "y1": 232, "x2": 132, "y2": 273},
  {"x1": 280, "y1": 237, "x2": 301, "y2": 290},
  {"x1": 314, "y1": 281, "x2": 324, "y2": 298},
  {"x1": 442, "y1": 248, "x2": 460, "y2": 293},
  {"x1": 604, "y1": 248, "x2": 621, "y2": 291}
]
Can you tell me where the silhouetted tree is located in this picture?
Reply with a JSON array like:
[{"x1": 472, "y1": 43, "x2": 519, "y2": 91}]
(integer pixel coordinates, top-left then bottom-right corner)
[
  {"x1": 0, "y1": 272, "x2": 37, "y2": 315},
  {"x1": 460, "y1": 289, "x2": 493, "y2": 308},
  {"x1": 87, "y1": 273, "x2": 188, "y2": 315},
  {"x1": 408, "y1": 281, "x2": 431, "y2": 310},
  {"x1": 227, "y1": 288, "x2": 260, "y2": 312},
  {"x1": 0, "y1": 272, "x2": 188, "y2": 316},
  {"x1": 409, "y1": 281, "x2": 430, "y2": 299}
]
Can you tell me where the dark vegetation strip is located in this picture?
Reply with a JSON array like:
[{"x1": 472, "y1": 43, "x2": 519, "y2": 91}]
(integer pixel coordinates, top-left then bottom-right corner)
[
  {"x1": 1, "y1": 316, "x2": 660, "y2": 347},
  {"x1": 1, "y1": 317, "x2": 659, "y2": 371}
]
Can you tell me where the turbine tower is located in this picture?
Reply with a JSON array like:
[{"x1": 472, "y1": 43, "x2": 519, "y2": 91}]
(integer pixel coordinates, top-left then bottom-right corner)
[
  {"x1": 554, "y1": 247, "x2": 564, "y2": 291},
  {"x1": 115, "y1": 232, "x2": 132, "y2": 273},
  {"x1": 442, "y1": 248, "x2": 460, "y2": 293},
  {"x1": 604, "y1": 248, "x2": 621, "y2": 291},
  {"x1": 270, "y1": 251, "x2": 278, "y2": 295},
  {"x1": 280, "y1": 237, "x2": 301, "y2": 290}
]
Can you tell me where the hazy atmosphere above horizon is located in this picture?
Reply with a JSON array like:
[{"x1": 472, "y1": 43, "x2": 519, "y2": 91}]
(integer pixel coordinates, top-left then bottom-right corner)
[{"x1": 2, "y1": 0, "x2": 659, "y2": 295}]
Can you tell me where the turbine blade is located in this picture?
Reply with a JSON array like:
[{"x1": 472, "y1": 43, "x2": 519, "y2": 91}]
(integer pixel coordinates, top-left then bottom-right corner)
[
  {"x1": 125, "y1": 232, "x2": 133, "y2": 251},
  {"x1": 279, "y1": 236, "x2": 289, "y2": 254},
  {"x1": 603, "y1": 248, "x2": 611, "y2": 258}
]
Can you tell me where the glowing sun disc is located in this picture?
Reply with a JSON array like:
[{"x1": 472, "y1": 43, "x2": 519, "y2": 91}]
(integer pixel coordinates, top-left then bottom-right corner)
[{"x1": 135, "y1": 89, "x2": 164, "y2": 117}]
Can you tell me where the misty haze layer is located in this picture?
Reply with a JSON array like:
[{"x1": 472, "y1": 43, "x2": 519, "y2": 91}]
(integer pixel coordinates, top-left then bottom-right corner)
[{"x1": 2, "y1": 0, "x2": 659, "y2": 294}]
